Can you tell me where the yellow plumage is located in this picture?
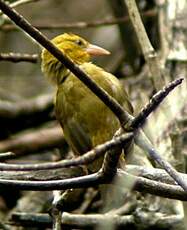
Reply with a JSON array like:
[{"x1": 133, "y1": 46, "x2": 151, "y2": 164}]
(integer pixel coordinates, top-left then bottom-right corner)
[{"x1": 41, "y1": 33, "x2": 133, "y2": 172}]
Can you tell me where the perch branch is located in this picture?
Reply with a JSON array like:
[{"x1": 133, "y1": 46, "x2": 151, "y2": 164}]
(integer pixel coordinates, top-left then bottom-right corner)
[{"x1": 0, "y1": 165, "x2": 181, "y2": 184}]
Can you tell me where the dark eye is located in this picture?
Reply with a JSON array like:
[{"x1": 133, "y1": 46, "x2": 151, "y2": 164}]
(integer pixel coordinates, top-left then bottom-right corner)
[{"x1": 75, "y1": 39, "x2": 84, "y2": 46}]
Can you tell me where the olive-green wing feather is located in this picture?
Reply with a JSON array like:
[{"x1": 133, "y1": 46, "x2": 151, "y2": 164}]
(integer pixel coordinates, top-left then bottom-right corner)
[{"x1": 55, "y1": 62, "x2": 133, "y2": 158}]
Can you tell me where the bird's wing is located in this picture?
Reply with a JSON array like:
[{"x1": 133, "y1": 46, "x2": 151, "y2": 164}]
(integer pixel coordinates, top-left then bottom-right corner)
[
  {"x1": 62, "y1": 117, "x2": 92, "y2": 155},
  {"x1": 56, "y1": 81, "x2": 93, "y2": 155},
  {"x1": 81, "y1": 62, "x2": 133, "y2": 115}
]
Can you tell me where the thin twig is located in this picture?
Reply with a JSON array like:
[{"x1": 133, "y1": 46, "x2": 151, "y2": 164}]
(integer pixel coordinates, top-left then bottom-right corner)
[
  {"x1": 0, "y1": 0, "x2": 40, "y2": 16},
  {"x1": 0, "y1": 170, "x2": 186, "y2": 201},
  {"x1": 61, "y1": 211, "x2": 183, "y2": 229},
  {"x1": 0, "y1": 52, "x2": 38, "y2": 63},
  {"x1": 10, "y1": 212, "x2": 51, "y2": 228},
  {"x1": 108, "y1": 0, "x2": 139, "y2": 69},
  {"x1": 9, "y1": 211, "x2": 184, "y2": 229},
  {"x1": 135, "y1": 130, "x2": 187, "y2": 191},
  {"x1": 124, "y1": 0, "x2": 166, "y2": 89},
  {"x1": 52, "y1": 191, "x2": 62, "y2": 230},
  {"x1": 0, "y1": 9, "x2": 156, "y2": 31},
  {"x1": 0, "y1": 133, "x2": 133, "y2": 171},
  {"x1": 0, "y1": 93, "x2": 53, "y2": 119},
  {"x1": 0, "y1": 165, "x2": 182, "y2": 185},
  {"x1": 129, "y1": 78, "x2": 183, "y2": 129},
  {"x1": 0, "y1": 125, "x2": 64, "y2": 156},
  {"x1": 0, "y1": 152, "x2": 15, "y2": 161},
  {"x1": 100, "y1": 128, "x2": 131, "y2": 178}
]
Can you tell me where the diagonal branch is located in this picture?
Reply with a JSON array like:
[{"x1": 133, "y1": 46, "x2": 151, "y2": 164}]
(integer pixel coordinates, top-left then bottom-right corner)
[
  {"x1": 0, "y1": 0, "x2": 130, "y2": 126},
  {"x1": 135, "y1": 130, "x2": 187, "y2": 191},
  {"x1": 0, "y1": 0, "x2": 40, "y2": 16},
  {"x1": 124, "y1": 0, "x2": 166, "y2": 89},
  {"x1": 128, "y1": 78, "x2": 183, "y2": 129}
]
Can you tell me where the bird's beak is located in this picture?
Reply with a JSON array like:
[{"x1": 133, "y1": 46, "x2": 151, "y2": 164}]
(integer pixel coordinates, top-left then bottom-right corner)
[{"x1": 86, "y1": 44, "x2": 110, "y2": 56}]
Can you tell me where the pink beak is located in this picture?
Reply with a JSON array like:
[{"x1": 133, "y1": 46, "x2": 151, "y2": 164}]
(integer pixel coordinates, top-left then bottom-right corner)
[{"x1": 86, "y1": 44, "x2": 110, "y2": 56}]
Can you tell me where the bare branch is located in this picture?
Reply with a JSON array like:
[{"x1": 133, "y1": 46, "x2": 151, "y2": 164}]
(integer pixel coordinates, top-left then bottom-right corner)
[
  {"x1": 0, "y1": 52, "x2": 38, "y2": 63},
  {"x1": 135, "y1": 130, "x2": 187, "y2": 191},
  {"x1": 0, "y1": 133, "x2": 133, "y2": 171},
  {"x1": 124, "y1": 0, "x2": 166, "y2": 89},
  {"x1": 61, "y1": 212, "x2": 183, "y2": 229},
  {"x1": 0, "y1": 165, "x2": 181, "y2": 185},
  {"x1": 0, "y1": 125, "x2": 64, "y2": 156},
  {"x1": 9, "y1": 211, "x2": 184, "y2": 229},
  {"x1": 0, "y1": 9, "x2": 156, "y2": 31},
  {"x1": 0, "y1": 152, "x2": 15, "y2": 161},
  {"x1": 129, "y1": 78, "x2": 183, "y2": 129},
  {"x1": 0, "y1": 169, "x2": 186, "y2": 201},
  {"x1": 0, "y1": 94, "x2": 53, "y2": 119},
  {"x1": 0, "y1": 0, "x2": 41, "y2": 16}
]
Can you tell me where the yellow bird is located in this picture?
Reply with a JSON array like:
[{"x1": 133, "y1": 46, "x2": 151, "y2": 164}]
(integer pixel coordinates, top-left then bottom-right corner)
[{"x1": 41, "y1": 33, "x2": 133, "y2": 172}]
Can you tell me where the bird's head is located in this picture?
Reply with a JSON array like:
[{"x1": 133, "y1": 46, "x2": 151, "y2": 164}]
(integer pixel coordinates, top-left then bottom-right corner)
[{"x1": 41, "y1": 33, "x2": 110, "y2": 84}]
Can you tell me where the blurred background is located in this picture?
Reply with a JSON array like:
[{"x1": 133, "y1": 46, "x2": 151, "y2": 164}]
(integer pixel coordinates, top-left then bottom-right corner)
[{"x1": 0, "y1": 0, "x2": 157, "y2": 98}]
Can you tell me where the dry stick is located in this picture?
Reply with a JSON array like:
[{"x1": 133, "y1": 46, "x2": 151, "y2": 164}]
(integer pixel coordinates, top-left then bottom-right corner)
[
  {"x1": 10, "y1": 212, "x2": 52, "y2": 228},
  {"x1": 0, "y1": 0, "x2": 40, "y2": 16},
  {"x1": 60, "y1": 212, "x2": 182, "y2": 229},
  {"x1": 9, "y1": 211, "x2": 183, "y2": 229},
  {"x1": 0, "y1": 0, "x2": 186, "y2": 191},
  {"x1": 0, "y1": 170, "x2": 187, "y2": 201},
  {"x1": 0, "y1": 93, "x2": 53, "y2": 119},
  {"x1": 124, "y1": 0, "x2": 166, "y2": 90},
  {"x1": 0, "y1": 133, "x2": 133, "y2": 171},
  {"x1": 0, "y1": 9, "x2": 156, "y2": 31},
  {"x1": 0, "y1": 125, "x2": 64, "y2": 156},
  {"x1": 0, "y1": 53, "x2": 38, "y2": 63},
  {"x1": 135, "y1": 130, "x2": 187, "y2": 191},
  {"x1": 130, "y1": 78, "x2": 187, "y2": 191},
  {"x1": 0, "y1": 164, "x2": 186, "y2": 184},
  {"x1": 0, "y1": 152, "x2": 15, "y2": 161},
  {"x1": 129, "y1": 78, "x2": 183, "y2": 129}
]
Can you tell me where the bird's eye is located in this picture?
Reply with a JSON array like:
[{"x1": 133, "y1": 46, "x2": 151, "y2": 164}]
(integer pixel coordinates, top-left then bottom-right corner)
[{"x1": 75, "y1": 39, "x2": 84, "y2": 46}]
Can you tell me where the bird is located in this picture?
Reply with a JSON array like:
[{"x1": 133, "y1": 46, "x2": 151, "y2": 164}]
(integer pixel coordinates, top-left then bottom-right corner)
[{"x1": 41, "y1": 33, "x2": 133, "y2": 173}]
